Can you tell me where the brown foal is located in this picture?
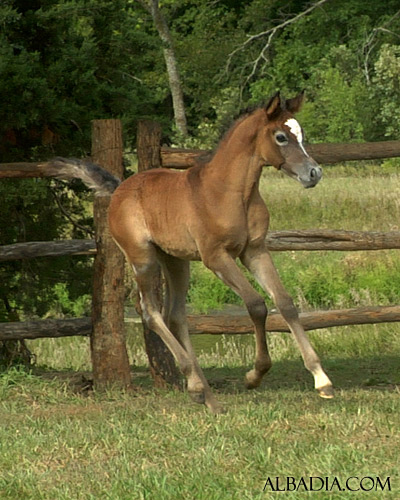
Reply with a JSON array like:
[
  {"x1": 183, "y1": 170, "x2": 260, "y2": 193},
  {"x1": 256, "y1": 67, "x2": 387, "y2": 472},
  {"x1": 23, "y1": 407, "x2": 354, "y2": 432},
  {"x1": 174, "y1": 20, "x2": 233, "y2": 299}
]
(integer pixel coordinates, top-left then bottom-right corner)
[{"x1": 47, "y1": 91, "x2": 333, "y2": 413}]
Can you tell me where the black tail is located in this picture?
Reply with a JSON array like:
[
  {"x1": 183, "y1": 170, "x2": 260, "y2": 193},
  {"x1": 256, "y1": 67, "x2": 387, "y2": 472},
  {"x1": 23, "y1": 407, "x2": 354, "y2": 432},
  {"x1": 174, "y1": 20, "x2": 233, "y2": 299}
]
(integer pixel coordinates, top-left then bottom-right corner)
[{"x1": 43, "y1": 157, "x2": 121, "y2": 195}]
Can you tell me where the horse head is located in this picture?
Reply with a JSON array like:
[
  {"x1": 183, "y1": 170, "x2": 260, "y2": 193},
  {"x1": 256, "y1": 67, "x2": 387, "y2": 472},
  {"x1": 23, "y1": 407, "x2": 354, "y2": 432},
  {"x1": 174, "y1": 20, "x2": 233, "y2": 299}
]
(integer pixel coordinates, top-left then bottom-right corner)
[{"x1": 256, "y1": 91, "x2": 322, "y2": 188}]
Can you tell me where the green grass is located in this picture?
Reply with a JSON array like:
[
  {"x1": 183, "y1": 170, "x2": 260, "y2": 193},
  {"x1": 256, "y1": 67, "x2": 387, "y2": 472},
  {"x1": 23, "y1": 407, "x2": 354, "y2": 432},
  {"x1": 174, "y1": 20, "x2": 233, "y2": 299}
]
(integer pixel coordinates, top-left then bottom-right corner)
[
  {"x1": 263, "y1": 162, "x2": 400, "y2": 232},
  {"x1": 1, "y1": 329, "x2": 399, "y2": 500},
  {"x1": 7, "y1": 323, "x2": 400, "y2": 500}
]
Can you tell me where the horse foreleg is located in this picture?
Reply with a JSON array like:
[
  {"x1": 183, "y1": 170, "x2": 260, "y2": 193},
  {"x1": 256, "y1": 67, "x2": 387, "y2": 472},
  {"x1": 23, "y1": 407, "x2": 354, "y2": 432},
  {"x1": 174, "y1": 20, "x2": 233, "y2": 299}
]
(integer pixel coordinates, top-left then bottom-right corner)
[
  {"x1": 203, "y1": 251, "x2": 272, "y2": 390},
  {"x1": 242, "y1": 245, "x2": 334, "y2": 398}
]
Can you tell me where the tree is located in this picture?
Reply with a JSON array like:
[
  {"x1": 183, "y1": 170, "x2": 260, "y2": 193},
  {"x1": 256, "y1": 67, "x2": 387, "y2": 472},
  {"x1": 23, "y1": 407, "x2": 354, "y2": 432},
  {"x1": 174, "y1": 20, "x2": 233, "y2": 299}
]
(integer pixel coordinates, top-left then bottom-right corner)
[
  {"x1": 373, "y1": 44, "x2": 400, "y2": 139},
  {"x1": 238, "y1": 0, "x2": 400, "y2": 143},
  {"x1": 226, "y1": 0, "x2": 330, "y2": 92},
  {"x1": 137, "y1": 0, "x2": 188, "y2": 136}
]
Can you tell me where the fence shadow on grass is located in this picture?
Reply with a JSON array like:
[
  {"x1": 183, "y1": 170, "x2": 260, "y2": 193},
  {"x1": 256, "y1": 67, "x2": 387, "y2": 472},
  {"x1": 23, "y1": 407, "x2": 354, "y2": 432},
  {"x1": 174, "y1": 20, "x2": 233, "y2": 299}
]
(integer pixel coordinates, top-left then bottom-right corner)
[
  {"x1": 32, "y1": 352, "x2": 399, "y2": 399},
  {"x1": 198, "y1": 354, "x2": 400, "y2": 395}
]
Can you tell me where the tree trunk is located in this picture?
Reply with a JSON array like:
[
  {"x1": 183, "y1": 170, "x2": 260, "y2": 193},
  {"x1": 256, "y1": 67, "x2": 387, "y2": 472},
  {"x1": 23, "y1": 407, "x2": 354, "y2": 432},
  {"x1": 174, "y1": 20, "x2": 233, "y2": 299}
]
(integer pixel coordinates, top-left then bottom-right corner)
[
  {"x1": 90, "y1": 119, "x2": 132, "y2": 390},
  {"x1": 136, "y1": 120, "x2": 182, "y2": 389},
  {"x1": 138, "y1": 0, "x2": 188, "y2": 137},
  {"x1": 0, "y1": 297, "x2": 31, "y2": 369}
]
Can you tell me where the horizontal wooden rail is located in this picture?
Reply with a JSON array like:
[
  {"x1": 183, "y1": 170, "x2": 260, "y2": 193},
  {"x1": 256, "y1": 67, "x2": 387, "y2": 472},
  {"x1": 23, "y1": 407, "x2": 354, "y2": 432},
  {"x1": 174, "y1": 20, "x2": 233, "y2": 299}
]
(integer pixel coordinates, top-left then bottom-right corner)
[
  {"x1": 2, "y1": 230, "x2": 400, "y2": 261},
  {"x1": 0, "y1": 240, "x2": 96, "y2": 261},
  {"x1": 0, "y1": 317, "x2": 92, "y2": 341},
  {"x1": 307, "y1": 141, "x2": 400, "y2": 165},
  {"x1": 0, "y1": 158, "x2": 88, "y2": 179},
  {"x1": 266, "y1": 229, "x2": 400, "y2": 251},
  {"x1": 160, "y1": 140, "x2": 400, "y2": 169},
  {"x1": 188, "y1": 305, "x2": 400, "y2": 334},
  {"x1": 0, "y1": 162, "x2": 47, "y2": 178},
  {"x1": 1, "y1": 305, "x2": 399, "y2": 341},
  {"x1": 1, "y1": 140, "x2": 400, "y2": 179}
]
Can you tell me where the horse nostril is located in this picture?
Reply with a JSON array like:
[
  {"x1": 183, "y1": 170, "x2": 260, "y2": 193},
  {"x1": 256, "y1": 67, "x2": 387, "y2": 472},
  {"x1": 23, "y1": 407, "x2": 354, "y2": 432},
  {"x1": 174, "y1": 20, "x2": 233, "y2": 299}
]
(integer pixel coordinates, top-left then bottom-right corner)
[{"x1": 310, "y1": 168, "x2": 317, "y2": 179}]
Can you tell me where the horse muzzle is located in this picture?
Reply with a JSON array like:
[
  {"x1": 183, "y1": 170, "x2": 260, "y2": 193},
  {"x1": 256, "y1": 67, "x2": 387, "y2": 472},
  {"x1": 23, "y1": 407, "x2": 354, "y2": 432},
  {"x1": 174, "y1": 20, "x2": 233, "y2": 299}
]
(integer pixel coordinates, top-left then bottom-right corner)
[
  {"x1": 281, "y1": 159, "x2": 322, "y2": 188},
  {"x1": 300, "y1": 164, "x2": 322, "y2": 189}
]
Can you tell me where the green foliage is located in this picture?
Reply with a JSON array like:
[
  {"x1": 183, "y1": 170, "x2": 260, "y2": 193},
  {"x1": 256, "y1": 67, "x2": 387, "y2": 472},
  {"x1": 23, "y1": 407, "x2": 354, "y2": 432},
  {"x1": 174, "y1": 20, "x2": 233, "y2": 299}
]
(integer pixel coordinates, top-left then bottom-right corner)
[
  {"x1": 50, "y1": 283, "x2": 91, "y2": 318},
  {"x1": 233, "y1": 0, "x2": 400, "y2": 144},
  {"x1": 188, "y1": 249, "x2": 400, "y2": 315},
  {"x1": 188, "y1": 263, "x2": 240, "y2": 313},
  {"x1": 299, "y1": 48, "x2": 370, "y2": 143},
  {"x1": 2, "y1": 0, "x2": 400, "y2": 151},
  {"x1": 275, "y1": 251, "x2": 400, "y2": 310},
  {"x1": 372, "y1": 44, "x2": 400, "y2": 138},
  {"x1": 174, "y1": 87, "x2": 241, "y2": 149},
  {"x1": 0, "y1": 0, "x2": 162, "y2": 160},
  {"x1": 0, "y1": 177, "x2": 93, "y2": 322}
]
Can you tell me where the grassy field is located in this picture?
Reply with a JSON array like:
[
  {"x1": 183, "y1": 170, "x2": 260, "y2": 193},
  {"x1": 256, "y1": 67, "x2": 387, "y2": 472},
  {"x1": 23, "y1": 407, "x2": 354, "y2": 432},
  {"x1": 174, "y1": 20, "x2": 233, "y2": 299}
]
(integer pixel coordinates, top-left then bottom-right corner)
[
  {"x1": 1, "y1": 327, "x2": 399, "y2": 500},
  {"x1": 1, "y1": 163, "x2": 400, "y2": 499}
]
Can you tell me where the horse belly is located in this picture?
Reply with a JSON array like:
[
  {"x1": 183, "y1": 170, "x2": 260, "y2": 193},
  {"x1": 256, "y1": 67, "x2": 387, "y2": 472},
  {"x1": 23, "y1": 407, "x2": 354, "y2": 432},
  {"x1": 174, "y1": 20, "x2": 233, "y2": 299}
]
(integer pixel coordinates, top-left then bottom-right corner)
[{"x1": 152, "y1": 223, "x2": 201, "y2": 261}]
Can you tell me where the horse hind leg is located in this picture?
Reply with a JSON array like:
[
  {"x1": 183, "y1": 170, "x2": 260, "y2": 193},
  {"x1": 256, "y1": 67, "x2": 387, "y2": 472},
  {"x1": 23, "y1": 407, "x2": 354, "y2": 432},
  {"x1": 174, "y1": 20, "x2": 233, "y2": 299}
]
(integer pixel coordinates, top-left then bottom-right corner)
[
  {"x1": 109, "y1": 212, "x2": 208, "y2": 401},
  {"x1": 134, "y1": 264, "x2": 194, "y2": 378},
  {"x1": 160, "y1": 254, "x2": 224, "y2": 413},
  {"x1": 124, "y1": 244, "x2": 222, "y2": 413}
]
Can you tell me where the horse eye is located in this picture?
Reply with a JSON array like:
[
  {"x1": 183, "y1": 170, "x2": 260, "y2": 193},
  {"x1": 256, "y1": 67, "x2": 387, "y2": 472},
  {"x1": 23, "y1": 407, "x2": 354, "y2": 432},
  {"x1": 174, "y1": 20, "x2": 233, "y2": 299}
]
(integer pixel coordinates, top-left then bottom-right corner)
[{"x1": 275, "y1": 133, "x2": 288, "y2": 145}]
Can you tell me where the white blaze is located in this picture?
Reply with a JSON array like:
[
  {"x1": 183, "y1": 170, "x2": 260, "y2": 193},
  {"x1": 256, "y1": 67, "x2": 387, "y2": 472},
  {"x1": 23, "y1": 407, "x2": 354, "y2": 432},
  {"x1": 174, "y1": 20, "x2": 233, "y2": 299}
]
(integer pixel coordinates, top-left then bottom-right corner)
[
  {"x1": 285, "y1": 118, "x2": 303, "y2": 142},
  {"x1": 284, "y1": 118, "x2": 309, "y2": 157}
]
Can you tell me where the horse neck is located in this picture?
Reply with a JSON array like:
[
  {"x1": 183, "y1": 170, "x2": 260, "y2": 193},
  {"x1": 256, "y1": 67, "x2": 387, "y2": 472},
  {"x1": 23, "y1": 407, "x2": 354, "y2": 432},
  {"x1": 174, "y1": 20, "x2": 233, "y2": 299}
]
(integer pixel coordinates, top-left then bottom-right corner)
[{"x1": 202, "y1": 110, "x2": 265, "y2": 197}]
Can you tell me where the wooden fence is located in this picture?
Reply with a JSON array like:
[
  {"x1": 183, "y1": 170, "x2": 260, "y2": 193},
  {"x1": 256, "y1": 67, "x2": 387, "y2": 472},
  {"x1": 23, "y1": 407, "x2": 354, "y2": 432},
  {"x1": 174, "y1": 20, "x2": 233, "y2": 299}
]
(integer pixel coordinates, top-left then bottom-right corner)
[{"x1": 1, "y1": 119, "x2": 400, "y2": 387}]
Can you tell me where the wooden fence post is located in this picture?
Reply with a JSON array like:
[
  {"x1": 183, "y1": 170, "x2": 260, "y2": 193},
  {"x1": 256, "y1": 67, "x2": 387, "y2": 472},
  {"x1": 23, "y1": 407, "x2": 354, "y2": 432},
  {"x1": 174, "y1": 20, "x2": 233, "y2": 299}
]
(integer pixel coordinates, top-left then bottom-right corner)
[
  {"x1": 91, "y1": 119, "x2": 132, "y2": 390},
  {"x1": 137, "y1": 120, "x2": 182, "y2": 389}
]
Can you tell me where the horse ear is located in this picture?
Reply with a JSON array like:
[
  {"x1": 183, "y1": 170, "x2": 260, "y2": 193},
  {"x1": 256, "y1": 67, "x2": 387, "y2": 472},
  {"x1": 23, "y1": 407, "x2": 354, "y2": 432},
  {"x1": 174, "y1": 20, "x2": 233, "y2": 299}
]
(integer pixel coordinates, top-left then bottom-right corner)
[
  {"x1": 286, "y1": 90, "x2": 305, "y2": 113},
  {"x1": 265, "y1": 92, "x2": 282, "y2": 119}
]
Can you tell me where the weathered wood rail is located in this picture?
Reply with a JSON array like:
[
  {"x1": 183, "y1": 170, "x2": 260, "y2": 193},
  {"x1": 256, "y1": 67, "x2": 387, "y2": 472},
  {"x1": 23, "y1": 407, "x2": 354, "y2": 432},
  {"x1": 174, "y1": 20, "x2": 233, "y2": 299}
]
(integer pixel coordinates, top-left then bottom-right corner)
[
  {"x1": 159, "y1": 140, "x2": 400, "y2": 169},
  {"x1": 2, "y1": 140, "x2": 400, "y2": 179},
  {"x1": 2, "y1": 229, "x2": 400, "y2": 262},
  {"x1": 1, "y1": 305, "x2": 400, "y2": 341},
  {"x1": 0, "y1": 240, "x2": 97, "y2": 261}
]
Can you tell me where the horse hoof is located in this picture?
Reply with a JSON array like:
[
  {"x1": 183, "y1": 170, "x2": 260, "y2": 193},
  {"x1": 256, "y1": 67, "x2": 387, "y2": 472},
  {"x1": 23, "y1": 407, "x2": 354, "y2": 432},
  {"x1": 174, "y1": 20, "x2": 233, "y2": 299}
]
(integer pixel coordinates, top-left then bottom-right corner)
[
  {"x1": 317, "y1": 385, "x2": 334, "y2": 399},
  {"x1": 244, "y1": 370, "x2": 261, "y2": 390},
  {"x1": 189, "y1": 390, "x2": 206, "y2": 405},
  {"x1": 207, "y1": 402, "x2": 227, "y2": 415}
]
